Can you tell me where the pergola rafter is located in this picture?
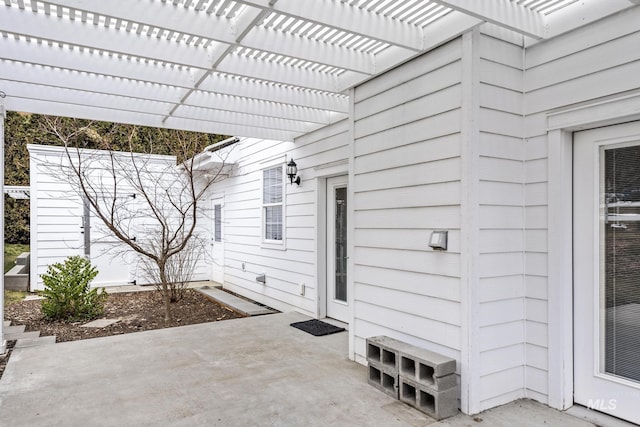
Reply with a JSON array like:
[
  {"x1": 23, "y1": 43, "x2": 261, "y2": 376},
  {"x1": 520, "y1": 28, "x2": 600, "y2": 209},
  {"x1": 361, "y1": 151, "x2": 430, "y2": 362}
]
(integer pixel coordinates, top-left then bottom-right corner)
[
  {"x1": 0, "y1": 37, "x2": 349, "y2": 114},
  {"x1": 0, "y1": 0, "x2": 637, "y2": 141},
  {"x1": 429, "y1": 0, "x2": 546, "y2": 39},
  {"x1": 237, "y1": 0, "x2": 426, "y2": 51}
]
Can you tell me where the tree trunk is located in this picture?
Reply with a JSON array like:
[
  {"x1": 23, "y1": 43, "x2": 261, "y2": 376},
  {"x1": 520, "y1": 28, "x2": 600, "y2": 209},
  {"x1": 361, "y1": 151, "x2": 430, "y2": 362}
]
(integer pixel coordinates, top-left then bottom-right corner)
[{"x1": 158, "y1": 262, "x2": 172, "y2": 322}]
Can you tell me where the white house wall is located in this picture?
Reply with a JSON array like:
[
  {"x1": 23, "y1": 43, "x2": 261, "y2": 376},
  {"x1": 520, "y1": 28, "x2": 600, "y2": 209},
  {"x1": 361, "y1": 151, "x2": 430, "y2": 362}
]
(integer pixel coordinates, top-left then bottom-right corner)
[
  {"x1": 523, "y1": 6, "x2": 640, "y2": 408},
  {"x1": 208, "y1": 121, "x2": 349, "y2": 315},
  {"x1": 476, "y1": 30, "x2": 527, "y2": 410},
  {"x1": 351, "y1": 38, "x2": 464, "y2": 367},
  {"x1": 23, "y1": 8, "x2": 640, "y2": 416}
]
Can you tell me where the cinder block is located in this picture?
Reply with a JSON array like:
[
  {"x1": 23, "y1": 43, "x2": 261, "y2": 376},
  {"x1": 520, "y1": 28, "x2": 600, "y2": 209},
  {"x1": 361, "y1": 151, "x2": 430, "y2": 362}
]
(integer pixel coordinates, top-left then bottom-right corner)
[
  {"x1": 366, "y1": 336, "x2": 398, "y2": 374},
  {"x1": 368, "y1": 336, "x2": 455, "y2": 378},
  {"x1": 399, "y1": 376, "x2": 458, "y2": 420},
  {"x1": 367, "y1": 361, "x2": 398, "y2": 399},
  {"x1": 398, "y1": 348, "x2": 455, "y2": 379},
  {"x1": 399, "y1": 353, "x2": 456, "y2": 389}
]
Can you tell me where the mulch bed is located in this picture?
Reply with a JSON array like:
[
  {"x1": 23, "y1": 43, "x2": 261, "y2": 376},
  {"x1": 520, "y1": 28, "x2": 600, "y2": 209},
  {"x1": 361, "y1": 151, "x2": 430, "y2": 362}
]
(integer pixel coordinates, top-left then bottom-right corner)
[{"x1": 1, "y1": 289, "x2": 243, "y2": 379}]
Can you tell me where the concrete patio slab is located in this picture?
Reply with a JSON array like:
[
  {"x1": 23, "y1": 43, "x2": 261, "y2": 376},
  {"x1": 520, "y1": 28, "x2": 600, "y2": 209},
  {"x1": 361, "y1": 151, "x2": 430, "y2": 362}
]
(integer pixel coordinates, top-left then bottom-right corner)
[{"x1": 0, "y1": 312, "x2": 602, "y2": 426}]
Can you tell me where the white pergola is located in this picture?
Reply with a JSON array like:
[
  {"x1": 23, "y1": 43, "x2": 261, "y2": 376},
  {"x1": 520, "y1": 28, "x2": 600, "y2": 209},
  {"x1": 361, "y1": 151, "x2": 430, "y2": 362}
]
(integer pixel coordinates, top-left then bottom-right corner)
[
  {"x1": 0, "y1": 0, "x2": 637, "y2": 142},
  {"x1": 0, "y1": 0, "x2": 638, "y2": 351}
]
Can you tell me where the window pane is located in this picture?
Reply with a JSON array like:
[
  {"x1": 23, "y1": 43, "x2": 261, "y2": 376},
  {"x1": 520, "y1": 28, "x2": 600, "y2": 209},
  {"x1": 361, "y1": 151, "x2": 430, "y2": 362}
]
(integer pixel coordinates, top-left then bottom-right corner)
[
  {"x1": 263, "y1": 167, "x2": 282, "y2": 204},
  {"x1": 264, "y1": 205, "x2": 282, "y2": 240},
  {"x1": 214, "y1": 204, "x2": 222, "y2": 242}
]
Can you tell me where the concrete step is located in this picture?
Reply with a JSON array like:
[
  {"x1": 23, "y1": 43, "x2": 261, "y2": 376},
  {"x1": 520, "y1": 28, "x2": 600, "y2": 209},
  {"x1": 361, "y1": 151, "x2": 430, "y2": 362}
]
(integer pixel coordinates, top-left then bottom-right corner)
[
  {"x1": 196, "y1": 286, "x2": 277, "y2": 316},
  {"x1": 5, "y1": 331, "x2": 40, "y2": 341},
  {"x1": 15, "y1": 336, "x2": 56, "y2": 349},
  {"x1": 3, "y1": 320, "x2": 10, "y2": 328},
  {"x1": 5, "y1": 325, "x2": 26, "y2": 335}
]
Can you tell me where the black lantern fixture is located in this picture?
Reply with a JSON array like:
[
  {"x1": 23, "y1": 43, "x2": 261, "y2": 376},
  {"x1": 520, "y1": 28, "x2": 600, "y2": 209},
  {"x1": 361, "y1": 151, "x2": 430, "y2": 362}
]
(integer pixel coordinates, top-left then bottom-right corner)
[{"x1": 286, "y1": 158, "x2": 301, "y2": 186}]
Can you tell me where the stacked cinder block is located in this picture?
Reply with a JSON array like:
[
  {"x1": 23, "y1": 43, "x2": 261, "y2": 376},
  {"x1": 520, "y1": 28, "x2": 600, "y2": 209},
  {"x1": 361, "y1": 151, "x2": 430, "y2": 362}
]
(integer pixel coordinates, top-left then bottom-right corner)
[
  {"x1": 366, "y1": 336, "x2": 399, "y2": 398},
  {"x1": 366, "y1": 336, "x2": 458, "y2": 420}
]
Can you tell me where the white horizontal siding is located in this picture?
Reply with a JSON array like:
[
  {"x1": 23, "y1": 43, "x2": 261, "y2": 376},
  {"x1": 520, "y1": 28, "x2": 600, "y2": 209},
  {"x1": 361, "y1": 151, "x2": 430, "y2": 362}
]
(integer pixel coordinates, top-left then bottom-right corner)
[
  {"x1": 522, "y1": 7, "x2": 640, "y2": 404},
  {"x1": 207, "y1": 121, "x2": 349, "y2": 315},
  {"x1": 479, "y1": 276, "x2": 524, "y2": 303},
  {"x1": 355, "y1": 265, "x2": 460, "y2": 302},
  {"x1": 352, "y1": 38, "x2": 464, "y2": 364},
  {"x1": 477, "y1": 33, "x2": 526, "y2": 409}
]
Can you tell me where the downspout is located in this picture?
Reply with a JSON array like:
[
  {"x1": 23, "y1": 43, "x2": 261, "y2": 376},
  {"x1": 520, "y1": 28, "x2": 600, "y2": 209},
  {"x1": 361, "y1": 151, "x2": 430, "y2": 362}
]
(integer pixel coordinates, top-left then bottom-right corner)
[{"x1": 0, "y1": 92, "x2": 6, "y2": 354}]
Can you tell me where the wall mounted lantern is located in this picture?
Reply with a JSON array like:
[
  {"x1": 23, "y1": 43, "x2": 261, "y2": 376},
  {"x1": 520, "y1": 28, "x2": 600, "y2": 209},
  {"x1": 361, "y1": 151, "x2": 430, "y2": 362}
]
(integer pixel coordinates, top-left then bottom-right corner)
[{"x1": 286, "y1": 158, "x2": 301, "y2": 186}]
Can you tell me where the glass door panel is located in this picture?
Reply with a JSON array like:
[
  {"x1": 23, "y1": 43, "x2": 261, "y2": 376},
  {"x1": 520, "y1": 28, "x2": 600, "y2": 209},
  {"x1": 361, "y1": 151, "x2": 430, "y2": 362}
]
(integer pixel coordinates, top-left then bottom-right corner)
[
  {"x1": 334, "y1": 186, "x2": 347, "y2": 302},
  {"x1": 602, "y1": 144, "x2": 640, "y2": 382}
]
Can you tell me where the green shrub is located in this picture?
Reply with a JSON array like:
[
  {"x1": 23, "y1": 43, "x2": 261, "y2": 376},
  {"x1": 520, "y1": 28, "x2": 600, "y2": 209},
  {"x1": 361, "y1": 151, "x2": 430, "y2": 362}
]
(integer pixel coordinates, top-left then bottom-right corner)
[{"x1": 41, "y1": 256, "x2": 106, "y2": 321}]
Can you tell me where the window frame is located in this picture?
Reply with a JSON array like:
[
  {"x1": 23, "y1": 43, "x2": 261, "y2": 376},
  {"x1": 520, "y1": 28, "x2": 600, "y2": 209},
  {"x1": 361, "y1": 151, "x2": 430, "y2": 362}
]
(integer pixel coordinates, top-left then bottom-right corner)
[{"x1": 261, "y1": 164, "x2": 286, "y2": 249}]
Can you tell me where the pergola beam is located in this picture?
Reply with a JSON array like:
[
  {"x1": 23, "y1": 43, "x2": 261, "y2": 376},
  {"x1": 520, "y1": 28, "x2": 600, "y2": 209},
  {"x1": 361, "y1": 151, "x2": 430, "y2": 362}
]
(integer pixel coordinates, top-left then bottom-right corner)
[
  {"x1": 0, "y1": 37, "x2": 195, "y2": 88},
  {"x1": 215, "y1": 52, "x2": 364, "y2": 93},
  {"x1": 192, "y1": 73, "x2": 349, "y2": 113},
  {"x1": 0, "y1": 38, "x2": 349, "y2": 113},
  {"x1": 1, "y1": 79, "x2": 172, "y2": 116},
  {"x1": 543, "y1": 0, "x2": 638, "y2": 40},
  {"x1": 0, "y1": 59, "x2": 185, "y2": 105},
  {"x1": 0, "y1": 79, "x2": 319, "y2": 133},
  {"x1": 429, "y1": 0, "x2": 546, "y2": 39},
  {"x1": 44, "y1": 0, "x2": 376, "y2": 74},
  {"x1": 0, "y1": 5, "x2": 215, "y2": 69},
  {"x1": 186, "y1": 91, "x2": 346, "y2": 125},
  {"x1": 2, "y1": 94, "x2": 302, "y2": 141},
  {"x1": 0, "y1": 37, "x2": 349, "y2": 113},
  {"x1": 0, "y1": 43, "x2": 347, "y2": 125},
  {"x1": 236, "y1": 0, "x2": 425, "y2": 51},
  {"x1": 0, "y1": 6, "x2": 353, "y2": 92},
  {"x1": 45, "y1": 0, "x2": 237, "y2": 44},
  {"x1": 370, "y1": 11, "x2": 483, "y2": 84},
  {"x1": 1, "y1": 0, "x2": 625, "y2": 141},
  {"x1": 172, "y1": 105, "x2": 319, "y2": 133}
]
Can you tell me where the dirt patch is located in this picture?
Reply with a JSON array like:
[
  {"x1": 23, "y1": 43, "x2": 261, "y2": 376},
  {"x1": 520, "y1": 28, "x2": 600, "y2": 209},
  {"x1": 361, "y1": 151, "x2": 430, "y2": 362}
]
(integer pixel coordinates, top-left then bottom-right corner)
[{"x1": 1, "y1": 289, "x2": 244, "y2": 378}]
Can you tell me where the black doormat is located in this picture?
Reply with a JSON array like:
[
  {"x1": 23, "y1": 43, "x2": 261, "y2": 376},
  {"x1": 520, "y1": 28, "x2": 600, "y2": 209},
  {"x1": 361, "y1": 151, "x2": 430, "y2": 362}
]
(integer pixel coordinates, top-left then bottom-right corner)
[{"x1": 290, "y1": 319, "x2": 345, "y2": 336}]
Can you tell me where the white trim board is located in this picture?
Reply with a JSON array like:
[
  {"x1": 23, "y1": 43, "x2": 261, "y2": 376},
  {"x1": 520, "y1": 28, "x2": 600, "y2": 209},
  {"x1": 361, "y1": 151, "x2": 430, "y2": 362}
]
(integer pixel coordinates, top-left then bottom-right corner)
[{"x1": 546, "y1": 91, "x2": 640, "y2": 411}]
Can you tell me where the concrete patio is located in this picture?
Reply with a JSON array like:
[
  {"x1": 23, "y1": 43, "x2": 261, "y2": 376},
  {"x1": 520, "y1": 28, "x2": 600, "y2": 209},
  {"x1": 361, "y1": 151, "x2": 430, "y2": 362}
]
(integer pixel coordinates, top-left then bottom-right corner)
[{"x1": 0, "y1": 312, "x2": 611, "y2": 426}]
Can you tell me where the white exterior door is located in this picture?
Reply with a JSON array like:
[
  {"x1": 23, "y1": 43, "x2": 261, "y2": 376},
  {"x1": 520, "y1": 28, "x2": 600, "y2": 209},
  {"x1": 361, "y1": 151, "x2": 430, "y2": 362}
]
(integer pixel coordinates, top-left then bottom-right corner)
[
  {"x1": 84, "y1": 198, "x2": 134, "y2": 286},
  {"x1": 574, "y1": 122, "x2": 640, "y2": 424},
  {"x1": 326, "y1": 176, "x2": 349, "y2": 323},
  {"x1": 211, "y1": 196, "x2": 224, "y2": 284}
]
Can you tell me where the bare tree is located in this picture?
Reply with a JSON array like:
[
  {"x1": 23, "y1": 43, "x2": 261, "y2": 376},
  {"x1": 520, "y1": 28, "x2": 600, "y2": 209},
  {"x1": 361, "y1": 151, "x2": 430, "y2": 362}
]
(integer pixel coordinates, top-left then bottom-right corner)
[{"x1": 40, "y1": 116, "x2": 235, "y2": 321}]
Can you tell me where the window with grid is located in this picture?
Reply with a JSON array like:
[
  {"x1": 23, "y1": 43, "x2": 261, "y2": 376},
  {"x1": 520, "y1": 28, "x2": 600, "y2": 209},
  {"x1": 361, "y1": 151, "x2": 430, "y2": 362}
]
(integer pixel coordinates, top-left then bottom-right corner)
[{"x1": 263, "y1": 166, "x2": 283, "y2": 241}]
